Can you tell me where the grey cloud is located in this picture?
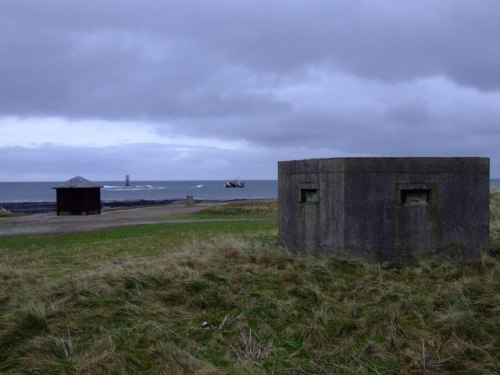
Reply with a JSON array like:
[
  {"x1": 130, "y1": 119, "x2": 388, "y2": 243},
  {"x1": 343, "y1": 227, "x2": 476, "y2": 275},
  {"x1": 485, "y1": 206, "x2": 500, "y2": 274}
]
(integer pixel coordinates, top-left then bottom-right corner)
[
  {"x1": 385, "y1": 101, "x2": 431, "y2": 126},
  {"x1": 2, "y1": 138, "x2": 498, "y2": 182},
  {"x1": 161, "y1": 74, "x2": 500, "y2": 153},
  {"x1": 2, "y1": 0, "x2": 500, "y2": 120},
  {"x1": 0, "y1": 143, "x2": 281, "y2": 181},
  {"x1": 1, "y1": 1, "x2": 500, "y2": 179}
]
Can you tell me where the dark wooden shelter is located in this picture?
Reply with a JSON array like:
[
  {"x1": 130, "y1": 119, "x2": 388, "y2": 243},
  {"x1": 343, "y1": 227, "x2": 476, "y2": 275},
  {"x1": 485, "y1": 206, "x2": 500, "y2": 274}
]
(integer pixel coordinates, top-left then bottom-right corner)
[{"x1": 53, "y1": 176, "x2": 102, "y2": 216}]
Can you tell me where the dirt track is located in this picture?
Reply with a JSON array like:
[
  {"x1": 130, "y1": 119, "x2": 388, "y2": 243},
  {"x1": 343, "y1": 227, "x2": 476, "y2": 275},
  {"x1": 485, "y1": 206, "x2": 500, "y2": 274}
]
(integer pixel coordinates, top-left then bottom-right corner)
[{"x1": 0, "y1": 203, "x2": 211, "y2": 236}]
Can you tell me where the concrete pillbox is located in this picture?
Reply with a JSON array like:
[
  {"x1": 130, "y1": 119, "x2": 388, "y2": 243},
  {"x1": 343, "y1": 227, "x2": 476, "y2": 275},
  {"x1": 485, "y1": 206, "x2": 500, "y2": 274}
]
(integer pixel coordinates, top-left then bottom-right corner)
[{"x1": 278, "y1": 157, "x2": 489, "y2": 263}]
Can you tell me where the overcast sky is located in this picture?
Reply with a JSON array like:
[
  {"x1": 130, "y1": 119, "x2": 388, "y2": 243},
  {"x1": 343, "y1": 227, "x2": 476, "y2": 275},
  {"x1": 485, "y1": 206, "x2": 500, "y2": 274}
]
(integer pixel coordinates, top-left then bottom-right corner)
[{"x1": 1, "y1": 0, "x2": 499, "y2": 181}]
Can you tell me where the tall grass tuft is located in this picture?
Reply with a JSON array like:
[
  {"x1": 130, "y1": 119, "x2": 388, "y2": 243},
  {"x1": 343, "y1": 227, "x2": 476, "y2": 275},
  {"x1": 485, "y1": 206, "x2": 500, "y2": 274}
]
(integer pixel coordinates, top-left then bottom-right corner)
[{"x1": 0, "y1": 301, "x2": 49, "y2": 371}]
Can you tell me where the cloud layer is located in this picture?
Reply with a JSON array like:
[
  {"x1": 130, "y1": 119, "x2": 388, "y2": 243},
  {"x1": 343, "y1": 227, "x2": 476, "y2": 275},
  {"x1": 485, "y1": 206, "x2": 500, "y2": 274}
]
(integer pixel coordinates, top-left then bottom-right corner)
[{"x1": 1, "y1": 0, "x2": 499, "y2": 180}]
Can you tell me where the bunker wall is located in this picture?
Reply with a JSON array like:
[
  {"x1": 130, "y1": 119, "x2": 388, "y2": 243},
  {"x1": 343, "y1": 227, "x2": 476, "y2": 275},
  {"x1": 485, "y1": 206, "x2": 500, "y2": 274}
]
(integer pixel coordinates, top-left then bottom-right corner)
[{"x1": 278, "y1": 157, "x2": 489, "y2": 263}]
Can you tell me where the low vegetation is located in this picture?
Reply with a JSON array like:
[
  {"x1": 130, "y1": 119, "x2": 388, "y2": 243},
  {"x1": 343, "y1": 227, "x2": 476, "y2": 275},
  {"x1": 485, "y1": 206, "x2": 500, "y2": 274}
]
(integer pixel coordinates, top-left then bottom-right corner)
[
  {"x1": 191, "y1": 200, "x2": 277, "y2": 217},
  {"x1": 490, "y1": 187, "x2": 500, "y2": 253},
  {"x1": 0, "y1": 199, "x2": 498, "y2": 374},
  {"x1": 0, "y1": 208, "x2": 16, "y2": 218}
]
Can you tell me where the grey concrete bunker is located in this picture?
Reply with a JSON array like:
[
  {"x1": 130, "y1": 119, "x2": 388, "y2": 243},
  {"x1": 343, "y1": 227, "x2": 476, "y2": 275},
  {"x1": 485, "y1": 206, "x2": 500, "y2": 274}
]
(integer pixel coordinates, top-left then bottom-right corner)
[{"x1": 278, "y1": 157, "x2": 489, "y2": 263}]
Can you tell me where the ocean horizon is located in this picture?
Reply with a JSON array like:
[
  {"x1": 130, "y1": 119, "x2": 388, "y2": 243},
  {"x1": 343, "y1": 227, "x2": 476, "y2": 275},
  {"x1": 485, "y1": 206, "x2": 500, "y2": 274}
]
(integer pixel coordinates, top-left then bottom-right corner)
[
  {"x1": 0, "y1": 180, "x2": 278, "y2": 203},
  {"x1": 1, "y1": 179, "x2": 499, "y2": 204}
]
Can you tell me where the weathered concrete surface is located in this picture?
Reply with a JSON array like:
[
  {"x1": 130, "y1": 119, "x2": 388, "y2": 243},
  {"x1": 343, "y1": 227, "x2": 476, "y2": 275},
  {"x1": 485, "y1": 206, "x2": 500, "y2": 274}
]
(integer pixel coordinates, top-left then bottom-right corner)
[{"x1": 279, "y1": 157, "x2": 489, "y2": 263}]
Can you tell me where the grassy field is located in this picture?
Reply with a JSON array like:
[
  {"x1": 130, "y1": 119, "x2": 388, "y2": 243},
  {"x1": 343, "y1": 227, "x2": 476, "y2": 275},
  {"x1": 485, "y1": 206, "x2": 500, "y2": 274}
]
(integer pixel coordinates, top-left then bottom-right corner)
[{"x1": 0, "y1": 197, "x2": 498, "y2": 374}]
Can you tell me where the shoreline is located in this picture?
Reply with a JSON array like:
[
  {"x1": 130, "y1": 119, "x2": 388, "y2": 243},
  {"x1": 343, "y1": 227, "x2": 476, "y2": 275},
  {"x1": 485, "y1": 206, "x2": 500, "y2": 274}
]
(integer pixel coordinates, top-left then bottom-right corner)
[
  {"x1": 0, "y1": 199, "x2": 183, "y2": 214},
  {"x1": 0, "y1": 198, "x2": 275, "y2": 215}
]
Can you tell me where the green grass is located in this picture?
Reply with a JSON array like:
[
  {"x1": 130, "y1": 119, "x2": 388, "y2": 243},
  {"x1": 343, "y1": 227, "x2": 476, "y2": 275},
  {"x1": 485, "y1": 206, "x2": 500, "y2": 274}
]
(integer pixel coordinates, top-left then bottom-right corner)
[
  {"x1": 0, "y1": 208, "x2": 17, "y2": 218},
  {"x1": 193, "y1": 200, "x2": 278, "y2": 216},
  {"x1": 490, "y1": 187, "x2": 500, "y2": 255},
  {"x1": 0, "y1": 199, "x2": 499, "y2": 374}
]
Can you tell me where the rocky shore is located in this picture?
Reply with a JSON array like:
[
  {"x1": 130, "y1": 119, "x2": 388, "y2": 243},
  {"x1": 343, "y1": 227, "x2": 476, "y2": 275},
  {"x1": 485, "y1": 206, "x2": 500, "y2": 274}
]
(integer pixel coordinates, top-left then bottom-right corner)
[{"x1": 0, "y1": 199, "x2": 184, "y2": 214}]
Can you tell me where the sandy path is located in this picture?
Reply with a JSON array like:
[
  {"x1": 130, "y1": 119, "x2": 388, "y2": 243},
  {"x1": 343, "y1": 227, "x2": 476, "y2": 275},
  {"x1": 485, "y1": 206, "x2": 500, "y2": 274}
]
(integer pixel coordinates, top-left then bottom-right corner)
[{"x1": 0, "y1": 203, "x2": 213, "y2": 236}]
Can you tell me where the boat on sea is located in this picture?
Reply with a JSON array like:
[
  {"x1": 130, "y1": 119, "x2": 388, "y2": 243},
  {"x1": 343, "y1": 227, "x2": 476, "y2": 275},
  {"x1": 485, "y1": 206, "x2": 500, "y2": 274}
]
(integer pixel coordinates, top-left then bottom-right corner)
[{"x1": 225, "y1": 178, "x2": 245, "y2": 188}]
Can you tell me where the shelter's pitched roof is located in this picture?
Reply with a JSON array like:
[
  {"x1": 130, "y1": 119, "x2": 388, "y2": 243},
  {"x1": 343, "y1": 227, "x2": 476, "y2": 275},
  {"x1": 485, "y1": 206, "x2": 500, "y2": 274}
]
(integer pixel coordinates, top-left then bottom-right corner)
[{"x1": 53, "y1": 176, "x2": 102, "y2": 189}]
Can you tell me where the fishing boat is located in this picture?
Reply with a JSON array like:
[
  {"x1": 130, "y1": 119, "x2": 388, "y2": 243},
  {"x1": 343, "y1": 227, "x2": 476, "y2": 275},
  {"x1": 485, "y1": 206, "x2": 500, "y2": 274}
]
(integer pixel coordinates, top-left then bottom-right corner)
[{"x1": 225, "y1": 178, "x2": 245, "y2": 188}]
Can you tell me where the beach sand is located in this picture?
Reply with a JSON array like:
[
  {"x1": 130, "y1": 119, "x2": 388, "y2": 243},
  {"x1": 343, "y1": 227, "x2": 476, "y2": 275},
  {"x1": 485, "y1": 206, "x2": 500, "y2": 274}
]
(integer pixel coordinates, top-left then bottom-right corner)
[{"x1": 0, "y1": 202, "x2": 211, "y2": 236}]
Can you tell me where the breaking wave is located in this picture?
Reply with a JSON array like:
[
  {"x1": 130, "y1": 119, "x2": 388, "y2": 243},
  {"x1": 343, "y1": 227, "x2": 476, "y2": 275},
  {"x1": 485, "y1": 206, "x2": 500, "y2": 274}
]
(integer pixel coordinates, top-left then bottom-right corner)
[{"x1": 103, "y1": 185, "x2": 165, "y2": 191}]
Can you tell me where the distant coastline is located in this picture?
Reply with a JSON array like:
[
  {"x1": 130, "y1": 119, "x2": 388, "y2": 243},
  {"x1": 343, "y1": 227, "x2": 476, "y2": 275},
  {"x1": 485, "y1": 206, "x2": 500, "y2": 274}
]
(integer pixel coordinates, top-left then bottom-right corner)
[
  {"x1": 1, "y1": 199, "x2": 177, "y2": 214},
  {"x1": 0, "y1": 180, "x2": 278, "y2": 205},
  {"x1": 0, "y1": 197, "x2": 275, "y2": 214}
]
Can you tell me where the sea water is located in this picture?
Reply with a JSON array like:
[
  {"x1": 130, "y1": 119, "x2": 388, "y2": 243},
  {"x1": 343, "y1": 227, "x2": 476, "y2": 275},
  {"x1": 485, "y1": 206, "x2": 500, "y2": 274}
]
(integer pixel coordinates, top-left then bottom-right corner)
[
  {"x1": 1, "y1": 179, "x2": 499, "y2": 203},
  {"x1": 0, "y1": 180, "x2": 278, "y2": 203}
]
